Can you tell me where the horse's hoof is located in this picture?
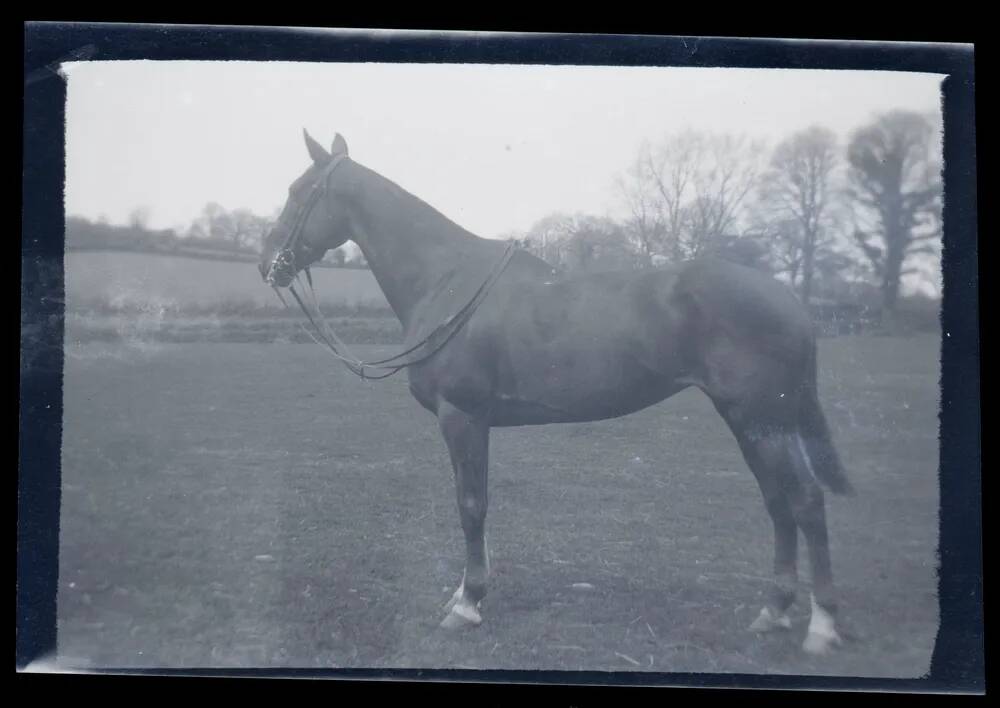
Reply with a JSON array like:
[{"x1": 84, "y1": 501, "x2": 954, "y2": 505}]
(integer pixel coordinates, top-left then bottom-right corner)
[
  {"x1": 749, "y1": 606, "x2": 792, "y2": 633},
  {"x1": 802, "y1": 593, "x2": 842, "y2": 654},
  {"x1": 802, "y1": 629, "x2": 842, "y2": 655},
  {"x1": 439, "y1": 601, "x2": 482, "y2": 630}
]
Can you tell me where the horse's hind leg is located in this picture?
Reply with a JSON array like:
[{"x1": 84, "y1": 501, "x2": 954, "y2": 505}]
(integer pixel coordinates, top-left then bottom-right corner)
[
  {"x1": 722, "y1": 417, "x2": 798, "y2": 633},
  {"x1": 718, "y1": 405, "x2": 843, "y2": 654},
  {"x1": 437, "y1": 399, "x2": 491, "y2": 630},
  {"x1": 786, "y1": 432, "x2": 843, "y2": 654}
]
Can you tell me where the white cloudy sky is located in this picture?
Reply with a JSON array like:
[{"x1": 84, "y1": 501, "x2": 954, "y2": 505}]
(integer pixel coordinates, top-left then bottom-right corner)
[{"x1": 63, "y1": 60, "x2": 943, "y2": 238}]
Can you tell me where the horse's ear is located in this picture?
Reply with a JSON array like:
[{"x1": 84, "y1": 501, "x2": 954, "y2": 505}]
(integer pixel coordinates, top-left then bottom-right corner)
[
  {"x1": 304, "y1": 128, "x2": 331, "y2": 164},
  {"x1": 331, "y1": 133, "x2": 349, "y2": 157}
]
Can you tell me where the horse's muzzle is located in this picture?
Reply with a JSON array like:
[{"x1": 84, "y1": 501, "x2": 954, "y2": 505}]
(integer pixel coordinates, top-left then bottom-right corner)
[{"x1": 262, "y1": 249, "x2": 296, "y2": 287}]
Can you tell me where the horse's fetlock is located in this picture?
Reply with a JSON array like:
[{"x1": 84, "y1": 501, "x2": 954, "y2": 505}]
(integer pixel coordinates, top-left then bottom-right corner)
[{"x1": 464, "y1": 579, "x2": 487, "y2": 603}]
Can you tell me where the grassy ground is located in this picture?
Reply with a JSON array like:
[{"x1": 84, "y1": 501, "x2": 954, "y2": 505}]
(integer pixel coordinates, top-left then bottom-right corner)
[
  {"x1": 56, "y1": 335, "x2": 940, "y2": 676},
  {"x1": 65, "y1": 311, "x2": 403, "y2": 345},
  {"x1": 65, "y1": 250, "x2": 388, "y2": 311}
]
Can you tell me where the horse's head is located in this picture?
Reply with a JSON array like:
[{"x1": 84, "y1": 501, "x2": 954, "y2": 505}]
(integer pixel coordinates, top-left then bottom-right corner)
[{"x1": 259, "y1": 130, "x2": 353, "y2": 287}]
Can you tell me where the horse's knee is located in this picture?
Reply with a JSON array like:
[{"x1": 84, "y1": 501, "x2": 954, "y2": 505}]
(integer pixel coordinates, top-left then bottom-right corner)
[
  {"x1": 458, "y1": 494, "x2": 486, "y2": 524},
  {"x1": 459, "y1": 493, "x2": 483, "y2": 514}
]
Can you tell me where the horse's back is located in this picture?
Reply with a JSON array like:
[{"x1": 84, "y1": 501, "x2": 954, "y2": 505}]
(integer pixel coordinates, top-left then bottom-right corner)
[{"x1": 494, "y1": 256, "x2": 813, "y2": 346}]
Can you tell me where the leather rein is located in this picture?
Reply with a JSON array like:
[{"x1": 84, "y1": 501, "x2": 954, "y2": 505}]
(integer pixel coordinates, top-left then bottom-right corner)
[{"x1": 264, "y1": 154, "x2": 516, "y2": 381}]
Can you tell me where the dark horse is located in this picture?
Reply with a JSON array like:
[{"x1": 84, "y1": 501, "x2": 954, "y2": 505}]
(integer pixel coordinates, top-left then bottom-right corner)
[{"x1": 259, "y1": 131, "x2": 855, "y2": 654}]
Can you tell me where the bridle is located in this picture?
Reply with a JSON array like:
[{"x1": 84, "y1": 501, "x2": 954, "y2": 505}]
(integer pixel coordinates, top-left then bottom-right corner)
[
  {"x1": 263, "y1": 152, "x2": 350, "y2": 287},
  {"x1": 262, "y1": 154, "x2": 517, "y2": 381}
]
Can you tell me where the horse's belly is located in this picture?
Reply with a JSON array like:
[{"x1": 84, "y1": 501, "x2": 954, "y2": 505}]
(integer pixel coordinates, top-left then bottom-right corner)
[
  {"x1": 482, "y1": 271, "x2": 690, "y2": 425},
  {"x1": 489, "y1": 355, "x2": 684, "y2": 426}
]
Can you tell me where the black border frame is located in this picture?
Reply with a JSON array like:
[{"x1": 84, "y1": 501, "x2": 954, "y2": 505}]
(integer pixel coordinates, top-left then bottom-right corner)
[{"x1": 19, "y1": 22, "x2": 981, "y2": 693}]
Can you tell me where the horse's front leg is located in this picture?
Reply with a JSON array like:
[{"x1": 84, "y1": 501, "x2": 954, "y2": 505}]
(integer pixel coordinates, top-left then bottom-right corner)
[{"x1": 437, "y1": 399, "x2": 491, "y2": 630}]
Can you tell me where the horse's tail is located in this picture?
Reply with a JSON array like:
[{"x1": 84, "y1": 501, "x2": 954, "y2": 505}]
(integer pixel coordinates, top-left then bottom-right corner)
[{"x1": 798, "y1": 341, "x2": 856, "y2": 497}]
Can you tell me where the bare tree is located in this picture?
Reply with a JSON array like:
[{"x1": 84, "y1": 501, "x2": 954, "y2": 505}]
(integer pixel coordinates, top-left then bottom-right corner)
[
  {"x1": 684, "y1": 134, "x2": 765, "y2": 258},
  {"x1": 617, "y1": 132, "x2": 704, "y2": 262},
  {"x1": 846, "y1": 110, "x2": 942, "y2": 312},
  {"x1": 653, "y1": 132, "x2": 700, "y2": 260},
  {"x1": 619, "y1": 131, "x2": 764, "y2": 263},
  {"x1": 759, "y1": 126, "x2": 843, "y2": 304},
  {"x1": 615, "y1": 142, "x2": 667, "y2": 265}
]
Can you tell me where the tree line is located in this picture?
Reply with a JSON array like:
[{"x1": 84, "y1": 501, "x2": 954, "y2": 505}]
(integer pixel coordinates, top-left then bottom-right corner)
[{"x1": 501, "y1": 109, "x2": 942, "y2": 316}]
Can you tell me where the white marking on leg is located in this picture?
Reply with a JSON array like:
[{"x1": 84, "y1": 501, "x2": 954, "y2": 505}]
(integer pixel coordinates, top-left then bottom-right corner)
[
  {"x1": 795, "y1": 433, "x2": 819, "y2": 484},
  {"x1": 450, "y1": 600, "x2": 482, "y2": 623},
  {"x1": 484, "y1": 533, "x2": 490, "y2": 577},
  {"x1": 749, "y1": 605, "x2": 792, "y2": 632},
  {"x1": 440, "y1": 591, "x2": 483, "y2": 630},
  {"x1": 444, "y1": 571, "x2": 466, "y2": 613},
  {"x1": 803, "y1": 592, "x2": 842, "y2": 654}
]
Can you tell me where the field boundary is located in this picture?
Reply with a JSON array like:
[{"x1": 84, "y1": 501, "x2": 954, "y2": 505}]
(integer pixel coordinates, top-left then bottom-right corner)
[
  {"x1": 66, "y1": 244, "x2": 370, "y2": 270},
  {"x1": 65, "y1": 312, "x2": 404, "y2": 346}
]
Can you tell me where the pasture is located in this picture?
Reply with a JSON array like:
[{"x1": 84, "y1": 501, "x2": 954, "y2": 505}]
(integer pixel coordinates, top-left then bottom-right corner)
[
  {"x1": 63, "y1": 250, "x2": 401, "y2": 346},
  {"x1": 65, "y1": 251, "x2": 388, "y2": 312},
  {"x1": 56, "y1": 333, "x2": 940, "y2": 676}
]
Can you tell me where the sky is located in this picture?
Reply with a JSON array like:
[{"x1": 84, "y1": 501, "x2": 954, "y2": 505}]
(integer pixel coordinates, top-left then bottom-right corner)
[{"x1": 63, "y1": 60, "x2": 943, "y2": 239}]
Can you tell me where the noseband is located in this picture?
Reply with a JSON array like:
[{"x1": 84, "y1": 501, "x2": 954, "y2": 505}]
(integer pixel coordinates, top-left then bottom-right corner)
[{"x1": 265, "y1": 152, "x2": 349, "y2": 286}]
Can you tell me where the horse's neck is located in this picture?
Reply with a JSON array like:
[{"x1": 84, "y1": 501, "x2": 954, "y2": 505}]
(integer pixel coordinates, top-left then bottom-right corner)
[{"x1": 343, "y1": 161, "x2": 494, "y2": 326}]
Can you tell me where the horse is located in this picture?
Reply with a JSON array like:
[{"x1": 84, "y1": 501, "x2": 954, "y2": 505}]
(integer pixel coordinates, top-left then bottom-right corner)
[{"x1": 258, "y1": 130, "x2": 855, "y2": 655}]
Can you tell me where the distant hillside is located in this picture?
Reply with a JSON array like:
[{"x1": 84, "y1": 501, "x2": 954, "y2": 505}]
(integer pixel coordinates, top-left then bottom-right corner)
[
  {"x1": 65, "y1": 216, "x2": 368, "y2": 269},
  {"x1": 66, "y1": 250, "x2": 390, "y2": 314}
]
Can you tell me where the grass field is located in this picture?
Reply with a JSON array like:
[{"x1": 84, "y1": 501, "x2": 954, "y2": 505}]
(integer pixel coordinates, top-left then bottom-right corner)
[
  {"x1": 64, "y1": 250, "x2": 401, "y2": 346},
  {"x1": 57, "y1": 334, "x2": 940, "y2": 676},
  {"x1": 66, "y1": 251, "x2": 388, "y2": 312}
]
